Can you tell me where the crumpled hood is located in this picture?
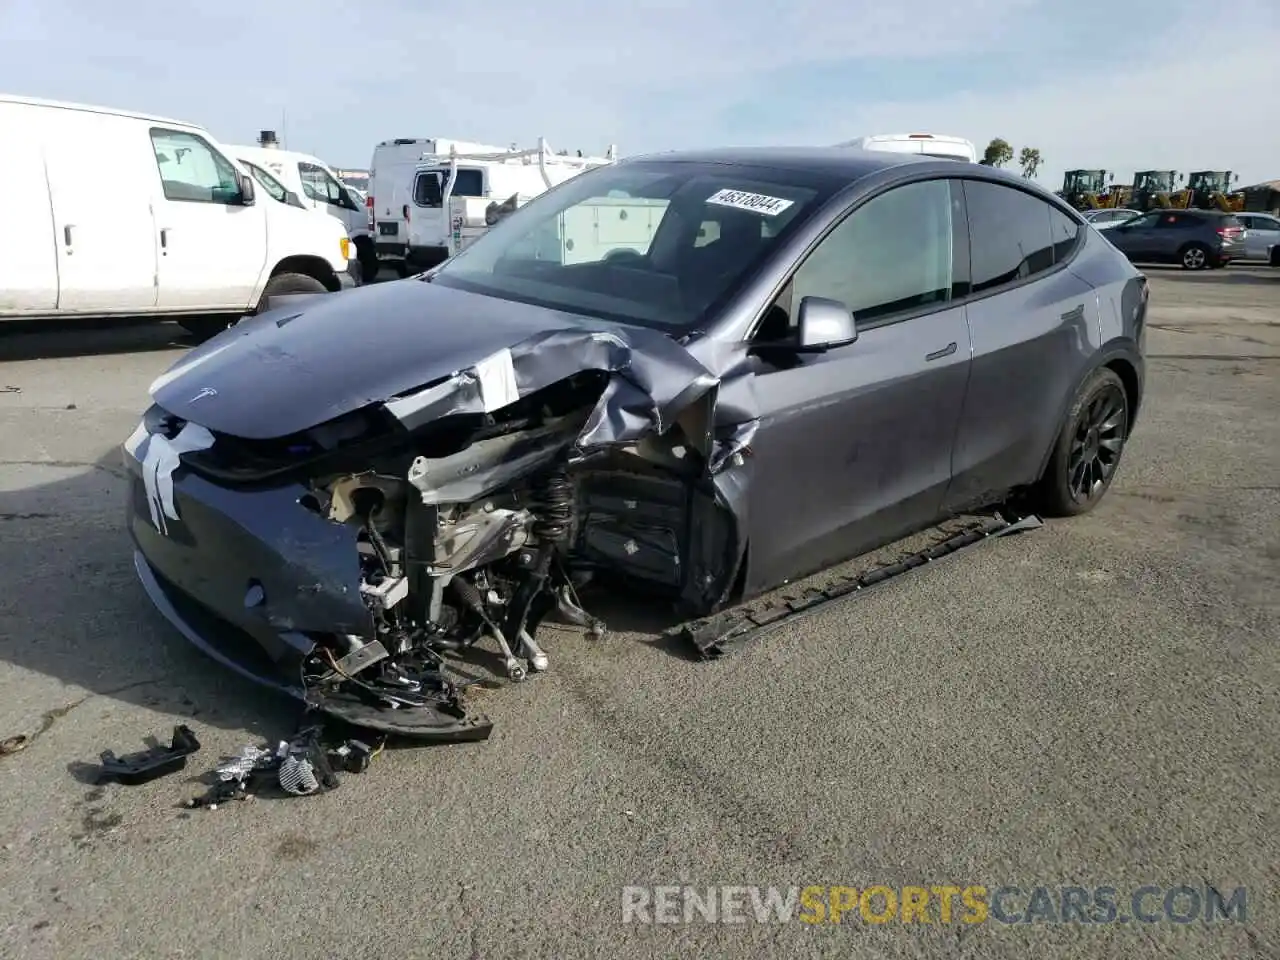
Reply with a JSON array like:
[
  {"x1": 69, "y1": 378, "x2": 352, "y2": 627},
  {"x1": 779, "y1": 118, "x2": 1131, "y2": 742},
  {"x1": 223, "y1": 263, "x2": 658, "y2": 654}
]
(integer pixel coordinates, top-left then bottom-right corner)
[{"x1": 148, "y1": 280, "x2": 698, "y2": 440}]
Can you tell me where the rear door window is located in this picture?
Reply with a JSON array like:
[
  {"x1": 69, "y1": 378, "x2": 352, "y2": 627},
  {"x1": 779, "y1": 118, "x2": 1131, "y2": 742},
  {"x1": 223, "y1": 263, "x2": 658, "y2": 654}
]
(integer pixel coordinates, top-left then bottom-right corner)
[{"x1": 962, "y1": 180, "x2": 1056, "y2": 292}]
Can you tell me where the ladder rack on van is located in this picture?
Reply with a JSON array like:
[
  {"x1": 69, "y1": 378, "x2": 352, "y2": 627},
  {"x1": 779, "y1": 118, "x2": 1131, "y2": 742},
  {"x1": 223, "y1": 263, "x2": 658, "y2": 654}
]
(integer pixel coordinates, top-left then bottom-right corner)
[
  {"x1": 425, "y1": 138, "x2": 618, "y2": 198},
  {"x1": 430, "y1": 139, "x2": 619, "y2": 256}
]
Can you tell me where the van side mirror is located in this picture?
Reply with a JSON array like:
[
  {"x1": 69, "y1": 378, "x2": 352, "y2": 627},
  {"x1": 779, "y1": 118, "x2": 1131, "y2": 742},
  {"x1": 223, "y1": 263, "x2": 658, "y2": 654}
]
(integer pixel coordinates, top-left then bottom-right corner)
[
  {"x1": 795, "y1": 296, "x2": 857, "y2": 351},
  {"x1": 238, "y1": 173, "x2": 256, "y2": 206}
]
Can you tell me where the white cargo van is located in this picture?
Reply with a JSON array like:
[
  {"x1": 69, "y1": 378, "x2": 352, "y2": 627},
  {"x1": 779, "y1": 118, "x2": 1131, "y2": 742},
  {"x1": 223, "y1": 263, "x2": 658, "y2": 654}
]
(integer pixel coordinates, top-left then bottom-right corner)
[
  {"x1": 231, "y1": 142, "x2": 376, "y2": 282},
  {"x1": 0, "y1": 95, "x2": 356, "y2": 337},
  {"x1": 369, "y1": 137, "x2": 511, "y2": 276},
  {"x1": 409, "y1": 139, "x2": 617, "y2": 270},
  {"x1": 837, "y1": 133, "x2": 978, "y2": 163}
]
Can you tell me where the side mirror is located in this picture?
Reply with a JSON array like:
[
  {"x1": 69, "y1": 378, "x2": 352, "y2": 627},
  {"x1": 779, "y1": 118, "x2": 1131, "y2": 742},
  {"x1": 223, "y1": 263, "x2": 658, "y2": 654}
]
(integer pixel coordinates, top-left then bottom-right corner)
[
  {"x1": 238, "y1": 173, "x2": 256, "y2": 206},
  {"x1": 796, "y1": 296, "x2": 857, "y2": 351}
]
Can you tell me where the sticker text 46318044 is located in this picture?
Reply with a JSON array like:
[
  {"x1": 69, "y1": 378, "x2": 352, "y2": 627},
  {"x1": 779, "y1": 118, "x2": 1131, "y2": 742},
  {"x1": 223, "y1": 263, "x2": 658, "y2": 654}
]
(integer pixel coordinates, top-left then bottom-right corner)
[{"x1": 705, "y1": 189, "x2": 794, "y2": 217}]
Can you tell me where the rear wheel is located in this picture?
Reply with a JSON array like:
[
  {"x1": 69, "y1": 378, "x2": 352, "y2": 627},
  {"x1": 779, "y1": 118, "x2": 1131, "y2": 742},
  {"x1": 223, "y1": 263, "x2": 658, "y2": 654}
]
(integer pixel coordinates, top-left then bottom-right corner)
[
  {"x1": 257, "y1": 272, "x2": 328, "y2": 313},
  {"x1": 1032, "y1": 367, "x2": 1129, "y2": 517},
  {"x1": 1179, "y1": 242, "x2": 1209, "y2": 270}
]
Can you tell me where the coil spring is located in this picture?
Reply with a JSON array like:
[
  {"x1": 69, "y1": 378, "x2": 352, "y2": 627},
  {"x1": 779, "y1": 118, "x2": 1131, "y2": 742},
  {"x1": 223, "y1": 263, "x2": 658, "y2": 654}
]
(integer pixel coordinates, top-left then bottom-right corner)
[{"x1": 532, "y1": 468, "x2": 574, "y2": 545}]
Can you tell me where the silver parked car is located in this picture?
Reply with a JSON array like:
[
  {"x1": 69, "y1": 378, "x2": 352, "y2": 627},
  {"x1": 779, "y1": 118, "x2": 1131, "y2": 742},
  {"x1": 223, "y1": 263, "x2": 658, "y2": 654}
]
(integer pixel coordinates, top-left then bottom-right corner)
[{"x1": 1235, "y1": 213, "x2": 1280, "y2": 260}]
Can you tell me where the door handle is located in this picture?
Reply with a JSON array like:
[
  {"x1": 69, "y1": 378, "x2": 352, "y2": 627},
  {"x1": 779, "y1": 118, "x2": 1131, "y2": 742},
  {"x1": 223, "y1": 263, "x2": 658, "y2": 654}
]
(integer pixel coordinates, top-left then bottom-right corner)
[
  {"x1": 925, "y1": 342, "x2": 957, "y2": 362},
  {"x1": 160, "y1": 228, "x2": 169, "y2": 251},
  {"x1": 63, "y1": 224, "x2": 73, "y2": 246},
  {"x1": 1060, "y1": 304, "x2": 1085, "y2": 323}
]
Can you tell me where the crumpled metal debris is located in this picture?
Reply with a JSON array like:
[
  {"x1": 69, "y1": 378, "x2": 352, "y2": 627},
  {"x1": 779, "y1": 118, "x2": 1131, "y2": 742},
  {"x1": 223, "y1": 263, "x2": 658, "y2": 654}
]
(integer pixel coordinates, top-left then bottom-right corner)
[{"x1": 187, "y1": 717, "x2": 384, "y2": 810}]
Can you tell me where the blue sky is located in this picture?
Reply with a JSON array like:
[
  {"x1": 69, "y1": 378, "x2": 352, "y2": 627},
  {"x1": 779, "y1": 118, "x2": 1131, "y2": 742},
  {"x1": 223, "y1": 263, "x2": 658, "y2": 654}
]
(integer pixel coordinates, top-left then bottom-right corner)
[{"x1": 1, "y1": 0, "x2": 1276, "y2": 189}]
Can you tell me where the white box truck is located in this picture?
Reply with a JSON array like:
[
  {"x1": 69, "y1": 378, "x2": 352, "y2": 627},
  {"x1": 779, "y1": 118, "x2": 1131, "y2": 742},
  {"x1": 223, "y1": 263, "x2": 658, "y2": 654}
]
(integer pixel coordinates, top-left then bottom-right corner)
[{"x1": 368, "y1": 137, "x2": 511, "y2": 276}]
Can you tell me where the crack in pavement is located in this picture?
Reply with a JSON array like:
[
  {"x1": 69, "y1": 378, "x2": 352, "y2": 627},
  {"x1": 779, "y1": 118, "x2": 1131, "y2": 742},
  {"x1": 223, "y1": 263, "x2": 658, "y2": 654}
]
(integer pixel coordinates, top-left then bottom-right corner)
[{"x1": 0, "y1": 677, "x2": 170, "y2": 759}]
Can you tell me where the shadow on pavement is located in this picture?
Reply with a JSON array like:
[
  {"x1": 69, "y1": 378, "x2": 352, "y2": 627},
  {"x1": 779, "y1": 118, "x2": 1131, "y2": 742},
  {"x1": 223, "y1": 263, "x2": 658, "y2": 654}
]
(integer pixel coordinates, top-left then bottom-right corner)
[
  {"x1": 0, "y1": 317, "x2": 200, "y2": 363},
  {"x1": 0, "y1": 448, "x2": 296, "y2": 743}
]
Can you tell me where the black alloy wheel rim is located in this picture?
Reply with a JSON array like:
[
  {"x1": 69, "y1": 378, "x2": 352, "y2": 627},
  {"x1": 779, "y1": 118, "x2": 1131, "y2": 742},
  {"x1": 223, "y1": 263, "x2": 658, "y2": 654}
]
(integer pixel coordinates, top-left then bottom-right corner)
[{"x1": 1068, "y1": 385, "x2": 1127, "y2": 502}]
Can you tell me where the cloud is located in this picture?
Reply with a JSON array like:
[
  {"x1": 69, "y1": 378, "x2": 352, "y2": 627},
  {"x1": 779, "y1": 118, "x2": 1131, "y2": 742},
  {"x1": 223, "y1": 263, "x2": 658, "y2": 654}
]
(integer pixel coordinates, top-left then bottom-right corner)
[{"x1": 0, "y1": 0, "x2": 1275, "y2": 188}]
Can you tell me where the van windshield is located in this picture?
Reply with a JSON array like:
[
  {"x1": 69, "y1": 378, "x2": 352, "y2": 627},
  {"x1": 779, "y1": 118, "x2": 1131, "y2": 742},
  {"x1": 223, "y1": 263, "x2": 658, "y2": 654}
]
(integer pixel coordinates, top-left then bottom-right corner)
[
  {"x1": 427, "y1": 160, "x2": 837, "y2": 333},
  {"x1": 241, "y1": 160, "x2": 291, "y2": 204}
]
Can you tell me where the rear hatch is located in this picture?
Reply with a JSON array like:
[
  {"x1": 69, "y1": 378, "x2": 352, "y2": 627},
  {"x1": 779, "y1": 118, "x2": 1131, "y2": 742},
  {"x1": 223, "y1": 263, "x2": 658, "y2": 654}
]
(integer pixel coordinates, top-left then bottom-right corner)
[{"x1": 1216, "y1": 215, "x2": 1245, "y2": 249}]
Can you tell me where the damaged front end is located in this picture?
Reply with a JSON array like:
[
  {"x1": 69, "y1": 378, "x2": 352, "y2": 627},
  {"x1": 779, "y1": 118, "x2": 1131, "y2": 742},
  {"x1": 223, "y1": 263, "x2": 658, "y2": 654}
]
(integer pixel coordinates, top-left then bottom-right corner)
[{"x1": 125, "y1": 324, "x2": 751, "y2": 742}]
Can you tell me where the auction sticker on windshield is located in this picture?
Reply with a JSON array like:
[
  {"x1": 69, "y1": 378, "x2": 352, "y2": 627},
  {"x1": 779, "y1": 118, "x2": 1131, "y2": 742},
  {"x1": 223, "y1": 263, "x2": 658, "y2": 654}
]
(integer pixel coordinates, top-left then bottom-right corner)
[{"x1": 706, "y1": 189, "x2": 794, "y2": 217}]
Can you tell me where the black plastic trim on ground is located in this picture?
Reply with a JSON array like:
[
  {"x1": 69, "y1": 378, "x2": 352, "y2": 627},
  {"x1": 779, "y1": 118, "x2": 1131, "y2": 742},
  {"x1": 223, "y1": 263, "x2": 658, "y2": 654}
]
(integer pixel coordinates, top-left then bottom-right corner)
[{"x1": 681, "y1": 512, "x2": 1044, "y2": 659}]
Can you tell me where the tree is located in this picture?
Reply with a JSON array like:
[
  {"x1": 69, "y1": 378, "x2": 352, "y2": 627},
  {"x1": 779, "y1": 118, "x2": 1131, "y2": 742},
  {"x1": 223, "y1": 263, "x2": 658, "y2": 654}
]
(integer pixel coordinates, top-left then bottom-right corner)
[
  {"x1": 1018, "y1": 147, "x2": 1042, "y2": 179},
  {"x1": 980, "y1": 138, "x2": 1013, "y2": 168}
]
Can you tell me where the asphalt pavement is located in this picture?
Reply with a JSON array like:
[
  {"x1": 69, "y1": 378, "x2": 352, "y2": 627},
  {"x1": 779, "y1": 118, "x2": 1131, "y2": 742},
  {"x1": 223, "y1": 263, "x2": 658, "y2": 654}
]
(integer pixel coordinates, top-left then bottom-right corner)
[{"x1": 0, "y1": 266, "x2": 1277, "y2": 959}]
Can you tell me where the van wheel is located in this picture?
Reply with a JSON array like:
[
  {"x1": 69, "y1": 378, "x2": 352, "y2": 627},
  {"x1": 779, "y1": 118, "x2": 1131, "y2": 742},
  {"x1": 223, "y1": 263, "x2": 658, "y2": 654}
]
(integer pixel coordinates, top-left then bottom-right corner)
[
  {"x1": 357, "y1": 245, "x2": 380, "y2": 284},
  {"x1": 257, "y1": 272, "x2": 328, "y2": 313}
]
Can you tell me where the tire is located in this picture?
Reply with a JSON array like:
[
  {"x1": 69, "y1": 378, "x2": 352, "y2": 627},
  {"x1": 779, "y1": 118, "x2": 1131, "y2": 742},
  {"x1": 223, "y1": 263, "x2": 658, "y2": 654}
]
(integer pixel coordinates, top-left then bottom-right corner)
[
  {"x1": 256, "y1": 272, "x2": 328, "y2": 314},
  {"x1": 355, "y1": 242, "x2": 379, "y2": 284},
  {"x1": 1178, "y1": 242, "x2": 1210, "y2": 270},
  {"x1": 1031, "y1": 367, "x2": 1130, "y2": 518},
  {"x1": 178, "y1": 316, "x2": 232, "y2": 340}
]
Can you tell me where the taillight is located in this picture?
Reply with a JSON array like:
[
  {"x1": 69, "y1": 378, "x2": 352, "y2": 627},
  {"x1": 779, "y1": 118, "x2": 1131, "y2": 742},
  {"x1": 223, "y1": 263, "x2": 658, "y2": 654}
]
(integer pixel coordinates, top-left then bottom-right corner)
[
  {"x1": 1216, "y1": 226, "x2": 1242, "y2": 239},
  {"x1": 365, "y1": 194, "x2": 374, "y2": 210}
]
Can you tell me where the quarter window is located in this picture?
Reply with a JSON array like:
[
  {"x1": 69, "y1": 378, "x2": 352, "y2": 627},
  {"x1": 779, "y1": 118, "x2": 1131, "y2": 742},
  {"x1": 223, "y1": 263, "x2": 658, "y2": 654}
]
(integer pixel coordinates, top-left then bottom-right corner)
[
  {"x1": 789, "y1": 179, "x2": 955, "y2": 324},
  {"x1": 149, "y1": 129, "x2": 241, "y2": 204},
  {"x1": 962, "y1": 181, "x2": 1055, "y2": 292}
]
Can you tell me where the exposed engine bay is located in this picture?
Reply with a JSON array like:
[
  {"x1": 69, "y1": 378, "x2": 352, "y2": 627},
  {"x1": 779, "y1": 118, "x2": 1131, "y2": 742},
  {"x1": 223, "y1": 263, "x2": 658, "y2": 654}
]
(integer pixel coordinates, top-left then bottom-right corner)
[{"x1": 283, "y1": 373, "x2": 740, "y2": 740}]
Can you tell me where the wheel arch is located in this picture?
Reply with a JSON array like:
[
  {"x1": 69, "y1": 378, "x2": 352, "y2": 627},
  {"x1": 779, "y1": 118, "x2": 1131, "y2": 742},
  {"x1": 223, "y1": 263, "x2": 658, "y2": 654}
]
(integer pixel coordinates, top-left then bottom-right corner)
[
  {"x1": 269, "y1": 255, "x2": 341, "y2": 292},
  {"x1": 1033, "y1": 343, "x2": 1144, "y2": 483}
]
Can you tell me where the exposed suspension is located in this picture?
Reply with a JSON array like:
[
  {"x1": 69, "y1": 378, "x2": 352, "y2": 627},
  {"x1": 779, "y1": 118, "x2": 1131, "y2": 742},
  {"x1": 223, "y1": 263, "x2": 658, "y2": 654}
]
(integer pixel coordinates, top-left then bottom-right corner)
[{"x1": 531, "y1": 465, "x2": 574, "y2": 546}]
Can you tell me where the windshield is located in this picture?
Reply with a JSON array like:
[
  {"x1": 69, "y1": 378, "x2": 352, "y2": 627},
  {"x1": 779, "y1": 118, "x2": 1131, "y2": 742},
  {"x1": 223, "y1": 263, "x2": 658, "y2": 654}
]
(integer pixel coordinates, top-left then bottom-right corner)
[
  {"x1": 427, "y1": 160, "x2": 831, "y2": 332},
  {"x1": 340, "y1": 173, "x2": 369, "y2": 193},
  {"x1": 241, "y1": 159, "x2": 290, "y2": 203}
]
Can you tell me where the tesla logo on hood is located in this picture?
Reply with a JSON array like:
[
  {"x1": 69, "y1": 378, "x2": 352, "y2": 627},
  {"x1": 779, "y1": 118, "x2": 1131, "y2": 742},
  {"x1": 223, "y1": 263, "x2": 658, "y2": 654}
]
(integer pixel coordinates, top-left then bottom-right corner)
[{"x1": 189, "y1": 387, "x2": 218, "y2": 403}]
